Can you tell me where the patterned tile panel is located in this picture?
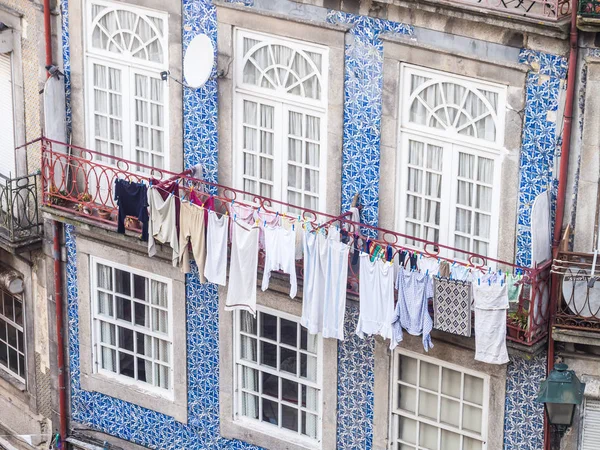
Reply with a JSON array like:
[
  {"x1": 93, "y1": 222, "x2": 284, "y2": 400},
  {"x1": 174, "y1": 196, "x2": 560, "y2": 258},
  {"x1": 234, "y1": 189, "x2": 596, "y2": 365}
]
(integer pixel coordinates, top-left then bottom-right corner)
[
  {"x1": 515, "y1": 49, "x2": 567, "y2": 267},
  {"x1": 327, "y1": 11, "x2": 413, "y2": 234},
  {"x1": 337, "y1": 303, "x2": 375, "y2": 450},
  {"x1": 503, "y1": 354, "x2": 547, "y2": 450}
]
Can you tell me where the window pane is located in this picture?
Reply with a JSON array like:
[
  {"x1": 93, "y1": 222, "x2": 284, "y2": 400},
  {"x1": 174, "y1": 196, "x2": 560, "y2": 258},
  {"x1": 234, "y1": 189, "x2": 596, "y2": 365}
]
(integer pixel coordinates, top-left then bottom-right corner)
[
  {"x1": 152, "y1": 309, "x2": 168, "y2": 334},
  {"x1": 418, "y1": 391, "x2": 438, "y2": 421},
  {"x1": 419, "y1": 361, "x2": 439, "y2": 391},
  {"x1": 302, "y1": 385, "x2": 318, "y2": 411},
  {"x1": 441, "y1": 397, "x2": 460, "y2": 427},
  {"x1": 282, "y1": 404, "x2": 298, "y2": 432},
  {"x1": 300, "y1": 353, "x2": 317, "y2": 382},
  {"x1": 399, "y1": 355, "x2": 418, "y2": 385},
  {"x1": 134, "y1": 303, "x2": 150, "y2": 328},
  {"x1": 398, "y1": 416, "x2": 417, "y2": 444},
  {"x1": 463, "y1": 404, "x2": 483, "y2": 434},
  {"x1": 137, "y1": 358, "x2": 151, "y2": 383},
  {"x1": 242, "y1": 392, "x2": 259, "y2": 419},
  {"x1": 300, "y1": 328, "x2": 317, "y2": 353},
  {"x1": 155, "y1": 364, "x2": 169, "y2": 389},
  {"x1": 464, "y1": 437, "x2": 483, "y2": 450},
  {"x1": 101, "y1": 347, "x2": 116, "y2": 371},
  {"x1": 241, "y1": 311, "x2": 257, "y2": 334},
  {"x1": 115, "y1": 269, "x2": 131, "y2": 296},
  {"x1": 4, "y1": 295, "x2": 13, "y2": 321},
  {"x1": 302, "y1": 411, "x2": 318, "y2": 439},
  {"x1": 151, "y1": 280, "x2": 168, "y2": 307},
  {"x1": 282, "y1": 379, "x2": 298, "y2": 405},
  {"x1": 280, "y1": 319, "x2": 297, "y2": 347},
  {"x1": 398, "y1": 385, "x2": 416, "y2": 413},
  {"x1": 280, "y1": 347, "x2": 297, "y2": 375},
  {"x1": 441, "y1": 368, "x2": 461, "y2": 398},
  {"x1": 262, "y1": 398, "x2": 279, "y2": 425},
  {"x1": 154, "y1": 338, "x2": 169, "y2": 364},
  {"x1": 260, "y1": 313, "x2": 277, "y2": 341},
  {"x1": 419, "y1": 422, "x2": 439, "y2": 450},
  {"x1": 119, "y1": 327, "x2": 134, "y2": 351},
  {"x1": 464, "y1": 375, "x2": 484, "y2": 405},
  {"x1": 441, "y1": 429, "x2": 461, "y2": 450},
  {"x1": 260, "y1": 341, "x2": 277, "y2": 368},
  {"x1": 7, "y1": 326, "x2": 16, "y2": 348},
  {"x1": 119, "y1": 352, "x2": 134, "y2": 378},
  {"x1": 13, "y1": 299, "x2": 22, "y2": 326},
  {"x1": 242, "y1": 366, "x2": 259, "y2": 391},
  {"x1": 100, "y1": 322, "x2": 116, "y2": 345},
  {"x1": 116, "y1": 297, "x2": 132, "y2": 322},
  {"x1": 133, "y1": 275, "x2": 148, "y2": 301}
]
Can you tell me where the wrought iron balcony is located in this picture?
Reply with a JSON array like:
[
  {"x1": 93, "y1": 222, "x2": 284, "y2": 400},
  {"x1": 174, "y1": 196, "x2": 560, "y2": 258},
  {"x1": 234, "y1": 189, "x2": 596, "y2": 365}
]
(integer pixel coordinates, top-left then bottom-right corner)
[
  {"x1": 418, "y1": 0, "x2": 570, "y2": 22},
  {"x1": 37, "y1": 136, "x2": 550, "y2": 346},
  {"x1": 552, "y1": 251, "x2": 600, "y2": 333},
  {"x1": 0, "y1": 169, "x2": 42, "y2": 251}
]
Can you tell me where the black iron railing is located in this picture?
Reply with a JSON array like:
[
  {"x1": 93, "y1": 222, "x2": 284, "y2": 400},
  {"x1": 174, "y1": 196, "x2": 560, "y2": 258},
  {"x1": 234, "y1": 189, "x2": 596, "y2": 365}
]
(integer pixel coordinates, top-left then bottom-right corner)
[{"x1": 0, "y1": 172, "x2": 42, "y2": 243}]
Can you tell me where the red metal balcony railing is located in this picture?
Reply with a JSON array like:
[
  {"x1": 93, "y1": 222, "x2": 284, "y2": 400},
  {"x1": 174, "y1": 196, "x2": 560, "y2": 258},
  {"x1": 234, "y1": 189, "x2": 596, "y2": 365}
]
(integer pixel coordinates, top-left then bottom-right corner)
[
  {"x1": 36, "y1": 136, "x2": 550, "y2": 346},
  {"x1": 447, "y1": 0, "x2": 570, "y2": 21},
  {"x1": 552, "y1": 251, "x2": 600, "y2": 332}
]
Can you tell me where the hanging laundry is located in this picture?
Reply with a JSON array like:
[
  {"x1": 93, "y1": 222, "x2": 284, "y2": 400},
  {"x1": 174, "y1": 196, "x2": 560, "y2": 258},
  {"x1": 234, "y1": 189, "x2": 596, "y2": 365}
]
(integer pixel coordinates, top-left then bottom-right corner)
[
  {"x1": 204, "y1": 210, "x2": 229, "y2": 286},
  {"x1": 356, "y1": 253, "x2": 395, "y2": 341},
  {"x1": 433, "y1": 277, "x2": 472, "y2": 337},
  {"x1": 148, "y1": 186, "x2": 179, "y2": 266},
  {"x1": 261, "y1": 225, "x2": 298, "y2": 298},
  {"x1": 438, "y1": 260, "x2": 451, "y2": 278},
  {"x1": 150, "y1": 178, "x2": 181, "y2": 233},
  {"x1": 451, "y1": 264, "x2": 472, "y2": 282},
  {"x1": 322, "y1": 238, "x2": 350, "y2": 340},
  {"x1": 190, "y1": 190, "x2": 215, "y2": 223},
  {"x1": 301, "y1": 230, "x2": 328, "y2": 334},
  {"x1": 473, "y1": 283, "x2": 509, "y2": 365},
  {"x1": 114, "y1": 179, "x2": 149, "y2": 241},
  {"x1": 506, "y1": 273, "x2": 523, "y2": 303},
  {"x1": 419, "y1": 256, "x2": 440, "y2": 277},
  {"x1": 391, "y1": 268, "x2": 434, "y2": 351},
  {"x1": 225, "y1": 220, "x2": 259, "y2": 315},
  {"x1": 179, "y1": 201, "x2": 206, "y2": 280},
  {"x1": 254, "y1": 209, "x2": 281, "y2": 250}
]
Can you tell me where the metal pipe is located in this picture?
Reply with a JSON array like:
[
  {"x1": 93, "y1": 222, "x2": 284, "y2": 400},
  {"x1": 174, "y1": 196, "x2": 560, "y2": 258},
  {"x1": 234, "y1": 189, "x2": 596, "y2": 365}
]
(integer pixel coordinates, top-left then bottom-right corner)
[
  {"x1": 53, "y1": 221, "x2": 68, "y2": 447},
  {"x1": 43, "y1": 0, "x2": 52, "y2": 70},
  {"x1": 546, "y1": 5, "x2": 579, "y2": 450}
]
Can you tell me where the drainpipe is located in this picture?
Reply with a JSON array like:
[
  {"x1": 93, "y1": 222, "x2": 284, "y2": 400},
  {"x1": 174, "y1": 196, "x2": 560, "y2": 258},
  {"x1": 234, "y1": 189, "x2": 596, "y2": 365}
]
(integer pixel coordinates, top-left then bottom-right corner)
[
  {"x1": 53, "y1": 221, "x2": 68, "y2": 448},
  {"x1": 44, "y1": 0, "x2": 68, "y2": 446},
  {"x1": 545, "y1": 6, "x2": 579, "y2": 450}
]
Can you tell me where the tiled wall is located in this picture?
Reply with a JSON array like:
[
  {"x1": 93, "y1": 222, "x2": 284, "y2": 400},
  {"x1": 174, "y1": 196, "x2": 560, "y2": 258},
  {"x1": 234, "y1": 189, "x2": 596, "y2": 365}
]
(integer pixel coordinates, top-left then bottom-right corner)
[{"x1": 60, "y1": 1, "x2": 563, "y2": 448}]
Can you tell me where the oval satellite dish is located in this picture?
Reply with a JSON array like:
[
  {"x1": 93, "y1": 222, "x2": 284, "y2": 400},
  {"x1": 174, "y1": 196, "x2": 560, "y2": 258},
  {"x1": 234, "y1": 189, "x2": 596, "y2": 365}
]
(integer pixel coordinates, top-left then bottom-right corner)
[
  {"x1": 184, "y1": 34, "x2": 215, "y2": 88},
  {"x1": 562, "y1": 267, "x2": 600, "y2": 318}
]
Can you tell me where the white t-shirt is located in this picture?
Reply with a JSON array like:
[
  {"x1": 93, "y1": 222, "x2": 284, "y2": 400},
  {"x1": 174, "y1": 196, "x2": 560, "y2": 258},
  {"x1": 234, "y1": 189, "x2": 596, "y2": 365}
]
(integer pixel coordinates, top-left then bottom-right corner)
[
  {"x1": 261, "y1": 225, "x2": 298, "y2": 298},
  {"x1": 204, "y1": 210, "x2": 229, "y2": 286}
]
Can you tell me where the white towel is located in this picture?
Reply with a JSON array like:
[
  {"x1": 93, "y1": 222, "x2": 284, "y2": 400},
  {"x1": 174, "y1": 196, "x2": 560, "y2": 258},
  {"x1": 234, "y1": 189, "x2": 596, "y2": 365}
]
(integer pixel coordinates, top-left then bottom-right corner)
[
  {"x1": 225, "y1": 220, "x2": 259, "y2": 316},
  {"x1": 322, "y1": 238, "x2": 350, "y2": 340},
  {"x1": 473, "y1": 284, "x2": 509, "y2": 365},
  {"x1": 204, "y1": 210, "x2": 229, "y2": 286},
  {"x1": 301, "y1": 231, "x2": 328, "y2": 334}
]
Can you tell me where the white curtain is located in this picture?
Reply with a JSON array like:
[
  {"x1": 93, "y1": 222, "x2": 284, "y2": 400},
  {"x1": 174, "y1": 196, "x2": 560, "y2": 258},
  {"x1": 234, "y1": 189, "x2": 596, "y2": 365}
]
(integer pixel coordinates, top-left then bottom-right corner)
[
  {"x1": 287, "y1": 111, "x2": 320, "y2": 210},
  {"x1": 408, "y1": 75, "x2": 497, "y2": 142},
  {"x1": 240, "y1": 311, "x2": 259, "y2": 419},
  {"x1": 99, "y1": 322, "x2": 116, "y2": 372},
  {"x1": 151, "y1": 280, "x2": 168, "y2": 335},
  {"x1": 242, "y1": 39, "x2": 320, "y2": 100}
]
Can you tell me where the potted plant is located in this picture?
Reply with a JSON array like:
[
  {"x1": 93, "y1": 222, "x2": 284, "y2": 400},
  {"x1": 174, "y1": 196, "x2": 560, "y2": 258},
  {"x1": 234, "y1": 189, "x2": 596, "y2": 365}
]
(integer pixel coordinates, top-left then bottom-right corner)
[
  {"x1": 507, "y1": 310, "x2": 528, "y2": 340},
  {"x1": 49, "y1": 186, "x2": 68, "y2": 206},
  {"x1": 76, "y1": 192, "x2": 92, "y2": 215},
  {"x1": 97, "y1": 208, "x2": 113, "y2": 220}
]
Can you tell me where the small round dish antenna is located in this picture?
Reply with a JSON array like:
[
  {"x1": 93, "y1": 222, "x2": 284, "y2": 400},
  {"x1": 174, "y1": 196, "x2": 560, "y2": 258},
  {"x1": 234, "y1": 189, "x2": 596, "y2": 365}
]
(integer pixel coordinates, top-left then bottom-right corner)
[{"x1": 184, "y1": 34, "x2": 215, "y2": 88}]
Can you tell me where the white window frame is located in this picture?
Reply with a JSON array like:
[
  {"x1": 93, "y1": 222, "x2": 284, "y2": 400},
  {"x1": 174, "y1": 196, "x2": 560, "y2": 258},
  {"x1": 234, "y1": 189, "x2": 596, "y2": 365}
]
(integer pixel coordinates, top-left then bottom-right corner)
[
  {"x1": 90, "y1": 256, "x2": 174, "y2": 398},
  {"x1": 233, "y1": 29, "x2": 328, "y2": 211},
  {"x1": 0, "y1": 289, "x2": 25, "y2": 383},
  {"x1": 232, "y1": 305, "x2": 324, "y2": 448},
  {"x1": 396, "y1": 64, "x2": 506, "y2": 260},
  {"x1": 389, "y1": 349, "x2": 490, "y2": 450},
  {"x1": 83, "y1": 0, "x2": 169, "y2": 170}
]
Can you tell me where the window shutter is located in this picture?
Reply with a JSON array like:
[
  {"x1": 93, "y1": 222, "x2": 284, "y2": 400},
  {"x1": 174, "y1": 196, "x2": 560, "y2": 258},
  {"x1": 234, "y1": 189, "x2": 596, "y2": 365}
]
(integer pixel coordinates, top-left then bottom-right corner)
[
  {"x1": 0, "y1": 53, "x2": 15, "y2": 179},
  {"x1": 582, "y1": 399, "x2": 600, "y2": 449}
]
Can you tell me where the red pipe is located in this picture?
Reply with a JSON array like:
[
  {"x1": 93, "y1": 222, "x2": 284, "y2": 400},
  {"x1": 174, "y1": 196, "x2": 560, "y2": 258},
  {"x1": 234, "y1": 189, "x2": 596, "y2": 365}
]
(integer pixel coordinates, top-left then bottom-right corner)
[
  {"x1": 53, "y1": 221, "x2": 68, "y2": 448},
  {"x1": 545, "y1": 5, "x2": 579, "y2": 450},
  {"x1": 43, "y1": 0, "x2": 52, "y2": 70}
]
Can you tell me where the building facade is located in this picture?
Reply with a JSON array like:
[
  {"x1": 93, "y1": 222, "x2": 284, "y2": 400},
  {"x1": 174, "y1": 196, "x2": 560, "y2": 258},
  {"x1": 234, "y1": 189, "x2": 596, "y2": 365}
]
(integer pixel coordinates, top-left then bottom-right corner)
[{"x1": 26, "y1": 0, "x2": 600, "y2": 449}]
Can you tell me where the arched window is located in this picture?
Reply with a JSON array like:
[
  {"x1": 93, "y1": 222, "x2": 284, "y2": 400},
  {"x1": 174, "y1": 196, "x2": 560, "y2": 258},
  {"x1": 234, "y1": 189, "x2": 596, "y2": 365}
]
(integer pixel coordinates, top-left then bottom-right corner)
[
  {"x1": 234, "y1": 31, "x2": 328, "y2": 212},
  {"x1": 90, "y1": 5, "x2": 166, "y2": 64},
  {"x1": 85, "y1": 1, "x2": 168, "y2": 171},
  {"x1": 241, "y1": 40, "x2": 324, "y2": 101},
  {"x1": 397, "y1": 65, "x2": 506, "y2": 260},
  {"x1": 406, "y1": 74, "x2": 502, "y2": 146}
]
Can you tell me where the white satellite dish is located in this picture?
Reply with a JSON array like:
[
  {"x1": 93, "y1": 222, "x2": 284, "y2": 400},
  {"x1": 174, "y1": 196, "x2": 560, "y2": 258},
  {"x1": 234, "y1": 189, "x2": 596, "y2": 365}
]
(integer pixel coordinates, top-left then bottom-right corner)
[
  {"x1": 562, "y1": 267, "x2": 600, "y2": 318},
  {"x1": 183, "y1": 34, "x2": 215, "y2": 88}
]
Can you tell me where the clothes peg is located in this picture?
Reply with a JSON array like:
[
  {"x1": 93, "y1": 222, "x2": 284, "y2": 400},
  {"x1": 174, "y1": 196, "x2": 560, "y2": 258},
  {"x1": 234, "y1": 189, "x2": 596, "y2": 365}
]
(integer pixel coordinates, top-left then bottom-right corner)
[
  {"x1": 292, "y1": 224, "x2": 295, "y2": 231},
  {"x1": 263, "y1": 220, "x2": 266, "y2": 227},
  {"x1": 488, "y1": 279, "x2": 491, "y2": 286},
  {"x1": 234, "y1": 214, "x2": 237, "y2": 222},
  {"x1": 425, "y1": 270, "x2": 429, "y2": 277},
  {"x1": 478, "y1": 278, "x2": 480, "y2": 286}
]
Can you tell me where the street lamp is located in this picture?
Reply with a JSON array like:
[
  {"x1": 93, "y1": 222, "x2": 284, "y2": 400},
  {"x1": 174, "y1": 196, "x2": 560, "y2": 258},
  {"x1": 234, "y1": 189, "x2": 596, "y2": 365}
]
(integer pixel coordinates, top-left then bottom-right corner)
[{"x1": 536, "y1": 363, "x2": 585, "y2": 431}]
